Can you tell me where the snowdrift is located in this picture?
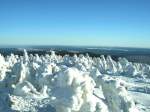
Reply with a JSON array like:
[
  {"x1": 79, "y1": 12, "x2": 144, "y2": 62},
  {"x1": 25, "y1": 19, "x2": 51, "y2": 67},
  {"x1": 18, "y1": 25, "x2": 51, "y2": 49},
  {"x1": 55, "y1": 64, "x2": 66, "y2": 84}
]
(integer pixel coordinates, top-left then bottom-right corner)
[{"x1": 0, "y1": 50, "x2": 150, "y2": 112}]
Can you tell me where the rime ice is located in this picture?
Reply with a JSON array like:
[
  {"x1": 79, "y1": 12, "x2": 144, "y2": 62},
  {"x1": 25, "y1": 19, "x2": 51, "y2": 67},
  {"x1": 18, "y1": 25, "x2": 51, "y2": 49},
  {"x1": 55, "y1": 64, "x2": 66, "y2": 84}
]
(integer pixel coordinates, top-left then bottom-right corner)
[{"x1": 0, "y1": 50, "x2": 150, "y2": 112}]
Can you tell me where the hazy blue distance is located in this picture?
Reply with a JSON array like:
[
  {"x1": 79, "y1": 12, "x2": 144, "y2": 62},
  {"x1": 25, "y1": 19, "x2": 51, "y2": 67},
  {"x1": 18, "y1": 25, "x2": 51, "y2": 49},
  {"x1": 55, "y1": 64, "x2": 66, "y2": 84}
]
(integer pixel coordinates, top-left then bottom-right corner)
[{"x1": 0, "y1": 0, "x2": 150, "y2": 48}]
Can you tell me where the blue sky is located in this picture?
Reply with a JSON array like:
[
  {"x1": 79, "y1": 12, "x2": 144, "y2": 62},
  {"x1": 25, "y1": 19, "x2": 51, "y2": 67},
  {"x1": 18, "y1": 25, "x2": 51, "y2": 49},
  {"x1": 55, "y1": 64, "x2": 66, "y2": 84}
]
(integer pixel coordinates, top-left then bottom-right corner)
[{"x1": 0, "y1": 0, "x2": 150, "y2": 48}]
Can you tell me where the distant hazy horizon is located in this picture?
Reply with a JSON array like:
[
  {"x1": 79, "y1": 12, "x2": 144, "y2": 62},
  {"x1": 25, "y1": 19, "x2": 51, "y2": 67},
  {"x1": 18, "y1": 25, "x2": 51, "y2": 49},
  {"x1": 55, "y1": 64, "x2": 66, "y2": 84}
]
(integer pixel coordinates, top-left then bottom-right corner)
[
  {"x1": 1, "y1": 45, "x2": 150, "y2": 49},
  {"x1": 0, "y1": 0, "x2": 150, "y2": 48}
]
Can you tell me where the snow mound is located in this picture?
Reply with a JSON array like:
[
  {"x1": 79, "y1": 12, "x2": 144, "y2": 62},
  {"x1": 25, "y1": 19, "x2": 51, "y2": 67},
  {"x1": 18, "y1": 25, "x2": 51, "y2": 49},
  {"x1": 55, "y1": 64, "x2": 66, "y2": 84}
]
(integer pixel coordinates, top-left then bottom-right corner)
[{"x1": 0, "y1": 49, "x2": 149, "y2": 112}]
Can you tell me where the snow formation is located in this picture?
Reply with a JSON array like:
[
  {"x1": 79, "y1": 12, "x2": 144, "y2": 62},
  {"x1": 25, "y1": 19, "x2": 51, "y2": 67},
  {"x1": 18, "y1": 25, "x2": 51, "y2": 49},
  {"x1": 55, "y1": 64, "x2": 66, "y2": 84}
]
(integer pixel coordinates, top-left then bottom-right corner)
[{"x1": 0, "y1": 50, "x2": 150, "y2": 112}]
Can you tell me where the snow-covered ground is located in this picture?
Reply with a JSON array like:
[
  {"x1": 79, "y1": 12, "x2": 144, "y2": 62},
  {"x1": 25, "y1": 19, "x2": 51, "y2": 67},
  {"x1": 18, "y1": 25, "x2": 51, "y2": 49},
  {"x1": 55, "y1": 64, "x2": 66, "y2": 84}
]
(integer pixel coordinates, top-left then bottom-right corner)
[{"x1": 0, "y1": 50, "x2": 150, "y2": 112}]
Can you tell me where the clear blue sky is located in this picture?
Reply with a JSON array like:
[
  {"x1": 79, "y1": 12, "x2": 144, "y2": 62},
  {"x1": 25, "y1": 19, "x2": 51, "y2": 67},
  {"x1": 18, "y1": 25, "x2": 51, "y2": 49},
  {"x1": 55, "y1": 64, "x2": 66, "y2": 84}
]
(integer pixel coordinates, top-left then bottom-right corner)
[{"x1": 0, "y1": 0, "x2": 150, "y2": 48}]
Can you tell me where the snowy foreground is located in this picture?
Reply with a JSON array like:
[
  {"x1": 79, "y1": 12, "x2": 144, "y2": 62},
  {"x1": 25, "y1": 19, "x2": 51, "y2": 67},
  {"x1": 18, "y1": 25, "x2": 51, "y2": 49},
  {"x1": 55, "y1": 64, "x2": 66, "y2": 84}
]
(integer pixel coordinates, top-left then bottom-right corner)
[{"x1": 0, "y1": 50, "x2": 150, "y2": 112}]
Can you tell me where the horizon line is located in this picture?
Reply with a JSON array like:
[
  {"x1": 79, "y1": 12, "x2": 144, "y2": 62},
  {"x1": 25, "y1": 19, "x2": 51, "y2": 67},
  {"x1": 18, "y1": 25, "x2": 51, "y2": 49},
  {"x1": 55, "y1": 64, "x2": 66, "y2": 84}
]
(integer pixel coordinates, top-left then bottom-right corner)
[{"x1": 0, "y1": 44, "x2": 150, "y2": 49}]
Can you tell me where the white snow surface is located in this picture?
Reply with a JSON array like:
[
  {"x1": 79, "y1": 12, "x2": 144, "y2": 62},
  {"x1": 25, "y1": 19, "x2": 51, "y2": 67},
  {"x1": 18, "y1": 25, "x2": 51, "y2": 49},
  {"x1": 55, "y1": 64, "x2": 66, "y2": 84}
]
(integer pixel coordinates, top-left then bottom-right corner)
[{"x1": 0, "y1": 50, "x2": 150, "y2": 112}]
